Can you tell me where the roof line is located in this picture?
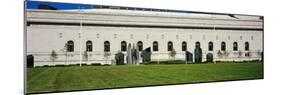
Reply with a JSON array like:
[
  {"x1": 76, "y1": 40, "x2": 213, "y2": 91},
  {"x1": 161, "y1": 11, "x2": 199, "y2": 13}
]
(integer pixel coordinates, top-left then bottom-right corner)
[{"x1": 26, "y1": 1, "x2": 263, "y2": 17}]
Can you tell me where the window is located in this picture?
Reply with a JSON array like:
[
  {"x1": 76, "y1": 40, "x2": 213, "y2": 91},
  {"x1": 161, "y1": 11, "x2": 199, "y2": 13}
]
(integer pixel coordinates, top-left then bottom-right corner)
[
  {"x1": 104, "y1": 41, "x2": 110, "y2": 52},
  {"x1": 86, "y1": 40, "x2": 92, "y2": 52},
  {"x1": 251, "y1": 36, "x2": 254, "y2": 40},
  {"x1": 240, "y1": 36, "x2": 243, "y2": 40},
  {"x1": 161, "y1": 34, "x2": 164, "y2": 39},
  {"x1": 245, "y1": 42, "x2": 249, "y2": 51},
  {"x1": 168, "y1": 41, "x2": 173, "y2": 51},
  {"x1": 221, "y1": 41, "x2": 226, "y2": 51},
  {"x1": 153, "y1": 41, "x2": 158, "y2": 51},
  {"x1": 137, "y1": 41, "x2": 143, "y2": 51},
  {"x1": 190, "y1": 35, "x2": 192, "y2": 40},
  {"x1": 121, "y1": 41, "x2": 127, "y2": 51},
  {"x1": 233, "y1": 42, "x2": 238, "y2": 51},
  {"x1": 66, "y1": 40, "x2": 74, "y2": 52},
  {"x1": 182, "y1": 41, "x2": 187, "y2": 51},
  {"x1": 146, "y1": 34, "x2": 149, "y2": 39},
  {"x1": 176, "y1": 35, "x2": 179, "y2": 39},
  {"x1": 228, "y1": 35, "x2": 231, "y2": 40},
  {"x1": 195, "y1": 41, "x2": 200, "y2": 48},
  {"x1": 208, "y1": 41, "x2": 213, "y2": 51}
]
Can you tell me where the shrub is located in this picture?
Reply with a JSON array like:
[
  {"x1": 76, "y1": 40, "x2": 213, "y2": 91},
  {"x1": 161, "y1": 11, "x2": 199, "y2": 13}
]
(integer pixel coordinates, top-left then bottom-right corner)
[
  {"x1": 206, "y1": 53, "x2": 213, "y2": 62},
  {"x1": 146, "y1": 60, "x2": 186, "y2": 65},
  {"x1": 115, "y1": 51, "x2": 125, "y2": 65},
  {"x1": 185, "y1": 51, "x2": 193, "y2": 63},
  {"x1": 90, "y1": 63, "x2": 102, "y2": 66},
  {"x1": 50, "y1": 50, "x2": 58, "y2": 64},
  {"x1": 141, "y1": 51, "x2": 151, "y2": 63}
]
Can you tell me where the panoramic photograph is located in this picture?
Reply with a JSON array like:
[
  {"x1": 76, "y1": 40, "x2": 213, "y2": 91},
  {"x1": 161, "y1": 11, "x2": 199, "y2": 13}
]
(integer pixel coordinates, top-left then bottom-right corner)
[{"x1": 25, "y1": 0, "x2": 264, "y2": 94}]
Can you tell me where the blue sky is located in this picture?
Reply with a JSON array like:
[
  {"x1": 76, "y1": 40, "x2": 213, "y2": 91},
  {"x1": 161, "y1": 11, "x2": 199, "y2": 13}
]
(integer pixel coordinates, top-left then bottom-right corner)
[{"x1": 26, "y1": 1, "x2": 93, "y2": 10}]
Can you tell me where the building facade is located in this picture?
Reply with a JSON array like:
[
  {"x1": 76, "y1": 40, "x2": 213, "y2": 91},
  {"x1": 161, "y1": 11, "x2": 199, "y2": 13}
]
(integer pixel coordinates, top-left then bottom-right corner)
[{"x1": 26, "y1": 6, "x2": 263, "y2": 66}]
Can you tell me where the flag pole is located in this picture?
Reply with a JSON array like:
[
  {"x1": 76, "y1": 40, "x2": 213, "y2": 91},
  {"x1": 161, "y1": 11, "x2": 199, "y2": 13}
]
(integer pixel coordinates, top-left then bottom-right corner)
[{"x1": 79, "y1": 6, "x2": 83, "y2": 67}]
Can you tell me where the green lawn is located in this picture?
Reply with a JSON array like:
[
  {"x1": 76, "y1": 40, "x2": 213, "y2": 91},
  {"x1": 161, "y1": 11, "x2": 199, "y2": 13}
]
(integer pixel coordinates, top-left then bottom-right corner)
[{"x1": 27, "y1": 62, "x2": 263, "y2": 94}]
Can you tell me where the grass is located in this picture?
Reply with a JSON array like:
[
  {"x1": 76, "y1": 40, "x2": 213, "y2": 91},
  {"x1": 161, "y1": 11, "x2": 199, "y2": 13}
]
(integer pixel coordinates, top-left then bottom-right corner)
[{"x1": 27, "y1": 62, "x2": 263, "y2": 94}]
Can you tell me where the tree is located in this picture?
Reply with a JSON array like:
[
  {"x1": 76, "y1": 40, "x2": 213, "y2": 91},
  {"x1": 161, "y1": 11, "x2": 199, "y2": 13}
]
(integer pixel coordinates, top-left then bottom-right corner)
[
  {"x1": 169, "y1": 48, "x2": 176, "y2": 62},
  {"x1": 104, "y1": 51, "x2": 111, "y2": 64},
  {"x1": 50, "y1": 50, "x2": 58, "y2": 65}
]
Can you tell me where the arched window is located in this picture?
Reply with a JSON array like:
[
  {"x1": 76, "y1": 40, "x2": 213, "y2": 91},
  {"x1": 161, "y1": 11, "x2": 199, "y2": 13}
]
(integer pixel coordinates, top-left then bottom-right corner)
[
  {"x1": 208, "y1": 41, "x2": 213, "y2": 51},
  {"x1": 245, "y1": 42, "x2": 249, "y2": 51},
  {"x1": 195, "y1": 41, "x2": 200, "y2": 48},
  {"x1": 233, "y1": 42, "x2": 238, "y2": 51},
  {"x1": 221, "y1": 41, "x2": 226, "y2": 51},
  {"x1": 66, "y1": 40, "x2": 74, "y2": 52},
  {"x1": 168, "y1": 41, "x2": 173, "y2": 51},
  {"x1": 86, "y1": 40, "x2": 92, "y2": 52},
  {"x1": 153, "y1": 41, "x2": 158, "y2": 51},
  {"x1": 104, "y1": 41, "x2": 110, "y2": 52},
  {"x1": 182, "y1": 41, "x2": 187, "y2": 51},
  {"x1": 121, "y1": 41, "x2": 127, "y2": 51},
  {"x1": 137, "y1": 41, "x2": 143, "y2": 51}
]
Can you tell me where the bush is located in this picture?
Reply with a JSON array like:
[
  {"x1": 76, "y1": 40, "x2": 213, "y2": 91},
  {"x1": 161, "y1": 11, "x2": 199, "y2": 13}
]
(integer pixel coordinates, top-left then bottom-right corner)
[
  {"x1": 90, "y1": 63, "x2": 102, "y2": 66},
  {"x1": 141, "y1": 51, "x2": 151, "y2": 63},
  {"x1": 146, "y1": 60, "x2": 186, "y2": 65},
  {"x1": 206, "y1": 53, "x2": 213, "y2": 62},
  {"x1": 115, "y1": 51, "x2": 125, "y2": 65},
  {"x1": 185, "y1": 51, "x2": 193, "y2": 63},
  {"x1": 194, "y1": 47, "x2": 202, "y2": 63},
  {"x1": 50, "y1": 50, "x2": 58, "y2": 64}
]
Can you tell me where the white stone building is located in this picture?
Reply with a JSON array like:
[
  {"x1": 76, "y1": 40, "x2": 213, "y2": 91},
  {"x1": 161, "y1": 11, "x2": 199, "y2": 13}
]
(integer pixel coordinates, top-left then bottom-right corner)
[{"x1": 26, "y1": 6, "x2": 263, "y2": 66}]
